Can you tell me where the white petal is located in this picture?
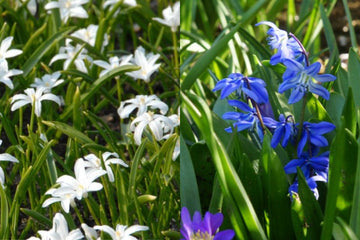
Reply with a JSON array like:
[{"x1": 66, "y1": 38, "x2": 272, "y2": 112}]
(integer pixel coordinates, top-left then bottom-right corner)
[
  {"x1": 4, "y1": 49, "x2": 22, "y2": 58},
  {"x1": 44, "y1": 2, "x2": 60, "y2": 10}
]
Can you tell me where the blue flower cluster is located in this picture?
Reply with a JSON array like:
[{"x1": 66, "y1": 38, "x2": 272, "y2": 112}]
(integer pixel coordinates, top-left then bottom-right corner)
[{"x1": 213, "y1": 21, "x2": 336, "y2": 200}]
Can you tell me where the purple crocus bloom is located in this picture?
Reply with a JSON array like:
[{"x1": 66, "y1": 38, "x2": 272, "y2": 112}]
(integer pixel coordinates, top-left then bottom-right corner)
[
  {"x1": 279, "y1": 59, "x2": 336, "y2": 104},
  {"x1": 263, "y1": 114, "x2": 297, "y2": 148},
  {"x1": 255, "y1": 21, "x2": 303, "y2": 65},
  {"x1": 297, "y1": 121, "x2": 335, "y2": 157},
  {"x1": 213, "y1": 73, "x2": 269, "y2": 104},
  {"x1": 180, "y1": 207, "x2": 235, "y2": 240},
  {"x1": 284, "y1": 151, "x2": 329, "y2": 181},
  {"x1": 222, "y1": 100, "x2": 264, "y2": 141}
]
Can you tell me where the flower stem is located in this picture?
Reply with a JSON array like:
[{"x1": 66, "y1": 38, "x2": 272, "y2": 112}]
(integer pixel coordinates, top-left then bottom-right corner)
[
  {"x1": 172, "y1": 31, "x2": 179, "y2": 77},
  {"x1": 296, "y1": 92, "x2": 308, "y2": 156},
  {"x1": 289, "y1": 32, "x2": 309, "y2": 66}
]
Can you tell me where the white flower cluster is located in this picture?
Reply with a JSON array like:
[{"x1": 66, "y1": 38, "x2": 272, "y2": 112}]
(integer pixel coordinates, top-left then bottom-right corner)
[
  {"x1": 0, "y1": 37, "x2": 23, "y2": 89},
  {"x1": 42, "y1": 152, "x2": 127, "y2": 213},
  {"x1": 118, "y1": 94, "x2": 179, "y2": 159},
  {"x1": 28, "y1": 212, "x2": 148, "y2": 240},
  {"x1": 0, "y1": 139, "x2": 19, "y2": 188}
]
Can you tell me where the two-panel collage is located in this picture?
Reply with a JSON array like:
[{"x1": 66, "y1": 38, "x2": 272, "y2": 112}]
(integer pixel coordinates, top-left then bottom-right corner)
[{"x1": 0, "y1": 0, "x2": 359, "y2": 239}]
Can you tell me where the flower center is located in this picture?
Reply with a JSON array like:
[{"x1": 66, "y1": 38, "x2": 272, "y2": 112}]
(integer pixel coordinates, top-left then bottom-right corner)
[
  {"x1": 191, "y1": 230, "x2": 213, "y2": 240},
  {"x1": 65, "y1": 1, "x2": 71, "y2": 8}
]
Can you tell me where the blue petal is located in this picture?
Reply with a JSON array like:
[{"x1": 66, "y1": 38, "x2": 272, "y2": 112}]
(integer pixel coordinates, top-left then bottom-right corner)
[
  {"x1": 263, "y1": 117, "x2": 278, "y2": 128},
  {"x1": 228, "y1": 73, "x2": 243, "y2": 79},
  {"x1": 297, "y1": 131, "x2": 308, "y2": 157},
  {"x1": 314, "y1": 73, "x2": 336, "y2": 83},
  {"x1": 209, "y1": 212, "x2": 223, "y2": 234},
  {"x1": 233, "y1": 121, "x2": 253, "y2": 132},
  {"x1": 222, "y1": 112, "x2": 242, "y2": 121},
  {"x1": 227, "y1": 100, "x2": 253, "y2": 112},
  {"x1": 283, "y1": 58, "x2": 304, "y2": 72},
  {"x1": 309, "y1": 82, "x2": 330, "y2": 100},
  {"x1": 284, "y1": 159, "x2": 305, "y2": 174},
  {"x1": 305, "y1": 62, "x2": 321, "y2": 76},
  {"x1": 270, "y1": 126, "x2": 283, "y2": 148},
  {"x1": 310, "y1": 135, "x2": 328, "y2": 147},
  {"x1": 282, "y1": 123, "x2": 292, "y2": 147},
  {"x1": 288, "y1": 86, "x2": 306, "y2": 104},
  {"x1": 310, "y1": 122, "x2": 335, "y2": 134},
  {"x1": 249, "y1": 82, "x2": 269, "y2": 103},
  {"x1": 255, "y1": 21, "x2": 278, "y2": 29}
]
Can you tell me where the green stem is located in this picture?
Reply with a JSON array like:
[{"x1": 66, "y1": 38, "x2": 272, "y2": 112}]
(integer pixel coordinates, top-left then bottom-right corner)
[
  {"x1": 296, "y1": 93, "x2": 308, "y2": 156},
  {"x1": 29, "y1": 103, "x2": 35, "y2": 134},
  {"x1": 84, "y1": 198, "x2": 100, "y2": 225},
  {"x1": 74, "y1": 205, "x2": 84, "y2": 223},
  {"x1": 172, "y1": 31, "x2": 179, "y2": 77}
]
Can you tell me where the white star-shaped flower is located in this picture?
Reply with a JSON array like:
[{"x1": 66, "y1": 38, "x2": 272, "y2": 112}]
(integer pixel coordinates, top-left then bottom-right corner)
[
  {"x1": 30, "y1": 72, "x2": 64, "y2": 92},
  {"x1": 125, "y1": 46, "x2": 160, "y2": 83},
  {"x1": 0, "y1": 36, "x2": 22, "y2": 61},
  {"x1": 0, "y1": 139, "x2": 19, "y2": 188},
  {"x1": 49, "y1": 44, "x2": 91, "y2": 73},
  {"x1": 0, "y1": 59, "x2": 23, "y2": 89},
  {"x1": 83, "y1": 152, "x2": 128, "y2": 182},
  {"x1": 68, "y1": 24, "x2": 108, "y2": 47},
  {"x1": 130, "y1": 111, "x2": 175, "y2": 145},
  {"x1": 37, "y1": 213, "x2": 83, "y2": 240},
  {"x1": 152, "y1": 2, "x2": 180, "y2": 32},
  {"x1": 56, "y1": 158, "x2": 106, "y2": 200},
  {"x1": 117, "y1": 95, "x2": 168, "y2": 119},
  {"x1": 94, "y1": 224, "x2": 149, "y2": 240},
  {"x1": 103, "y1": 0, "x2": 137, "y2": 9},
  {"x1": 94, "y1": 55, "x2": 133, "y2": 77},
  {"x1": 42, "y1": 187, "x2": 77, "y2": 213},
  {"x1": 11, "y1": 87, "x2": 61, "y2": 117},
  {"x1": 45, "y1": 0, "x2": 89, "y2": 23}
]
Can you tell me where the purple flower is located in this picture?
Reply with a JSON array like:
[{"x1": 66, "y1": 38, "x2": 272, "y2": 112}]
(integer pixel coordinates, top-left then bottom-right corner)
[
  {"x1": 180, "y1": 207, "x2": 235, "y2": 240},
  {"x1": 222, "y1": 100, "x2": 264, "y2": 141},
  {"x1": 297, "y1": 121, "x2": 335, "y2": 157},
  {"x1": 213, "y1": 73, "x2": 269, "y2": 104},
  {"x1": 280, "y1": 59, "x2": 336, "y2": 104},
  {"x1": 263, "y1": 114, "x2": 297, "y2": 148},
  {"x1": 255, "y1": 21, "x2": 303, "y2": 65}
]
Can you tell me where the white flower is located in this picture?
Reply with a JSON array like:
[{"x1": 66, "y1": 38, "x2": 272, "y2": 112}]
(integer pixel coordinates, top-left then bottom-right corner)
[
  {"x1": 56, "y1": 158, "x2": 106, "y2": 200},
  {"x1": 130, "y1": 111, "x2": 175, "y2": 145},
  {"x1": 125, "y1": 46, "x2": 160, "y2": 83},
  {"x1": 30, "y1": 72, "x2": 64, "y2": 92},
  {"x1": 68, "y1": 24, "x2": 108, "y2": 47},
  {"x1": 37, "y1": 213, "x2": 83, "y2": 240},
  {"x1": 0, "y1": 36, "x2": 22, "y2": 61},
  {"x1": 81, "y1": 224, "x2": 100, "y2": 240},
  {"x1": 42, "y1": 187, "x2": 77, "y2": 213},
  {"x1": 0, "y1": 139, "x2": 20, "y2": 188},
  {"x1": 172, "y1": 138, "x2": 180, "y2": 161},
  {"x1": 83, "y1": 152, "x2": 128, "y2": 182},
  {"x1": 11, "y1": 87, "x2": 61, "y2": 117},
  {"x1": 49, "y1": 44, "x2": 90, "y2": 73},
  {"x1": 0, "y1": 59, "x2": 23, "y2": 89},
  {"x1": 103, "y1": 0, "x2": 137, "y2": 9},
  {"x1": 22, "y1": 0, "x2": 38, "y2": 15},
  {"x1": 45, "y1": 0, "x2": 89, "y2": 23},
  {"x1": 94, "y1": 224, "x2": 149, "y2": 240},
  {"x1": 94, "y1": 55, "x2": 133, "y2": 77},
  {"x1": 152, "y1": 2, "x2": 180, "y2": 32},
  {"x1": 117, "y1": 95, "x2": 168, "y2": 119}
]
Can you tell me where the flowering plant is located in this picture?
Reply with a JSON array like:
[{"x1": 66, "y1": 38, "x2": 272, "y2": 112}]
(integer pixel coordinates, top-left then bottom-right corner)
[{"x1": 181, "y1": 1, "x2": 360, "y2": 239}]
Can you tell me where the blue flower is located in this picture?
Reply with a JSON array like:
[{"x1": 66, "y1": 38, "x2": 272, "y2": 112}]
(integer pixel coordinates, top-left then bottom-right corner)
[
  {"x1": 213, "y1": 73, "x2": 269, "y2": 103},
  {"x1": 222, "y1": 100, "x2": 264, "y2": 141},
  {"x1": 288, "y1": 175, "x2": 326, "y2": 200},
  {"x1": 255, "y1": 21, "x2": 303, "y2": 65},
  {"x1": 297, "y1": 121, "x2": 335, "y2": 157},
  {"x1": 263, "y1": 114, "x2": 297, "y2": 148},
  {"x1": 280, "y1": 59, "x2": 336, "y2": 104},
  {"x1": 284, "y1": 151, "x2": 329, "y2": 181},
  {"x1": 180, "y1": 207, "x2": 235, "y2": 240}
]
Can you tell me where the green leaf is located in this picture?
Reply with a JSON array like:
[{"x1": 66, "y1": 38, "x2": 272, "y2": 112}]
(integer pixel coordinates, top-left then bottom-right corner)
[
  {"x1": 22, "y1": 27, "x2": 76, "y2": 76},
  {"x1": 262, "y1": 134, "x2": 295, "y2": 239},
  {"x1": 321, "y1": 118, "x2": 358, "y2": 240},
  {"x1": 20, "y1": 208, "x2": 52, "y2": 228},
  {"x1": 0, "y1": 184, "x2": 8, "y2": 239},
  {"x1": 342, "y1": 87, "x2": 356, "y2": 136},
  {"x1": 297, "y1": 168, "x2": 323, "y2": 240},
  {"x1": 42, "y1": 120, "x2": 94, "y2": 145},
  {"x1": 350, "y1": 136, "x2": 360, "y2": 238},
  {"x1": 180, "y1": 134, "x2": 201, "y2": 215},
  {"x1": 60, "y1": 65, "x2": 139, "y2": 120},
  {"x1": 348, "y1": 48, "x2": 360, "y2": 108},
  {"x1": 336, "y1": 217, "x2": 359, "y2": 240}
]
